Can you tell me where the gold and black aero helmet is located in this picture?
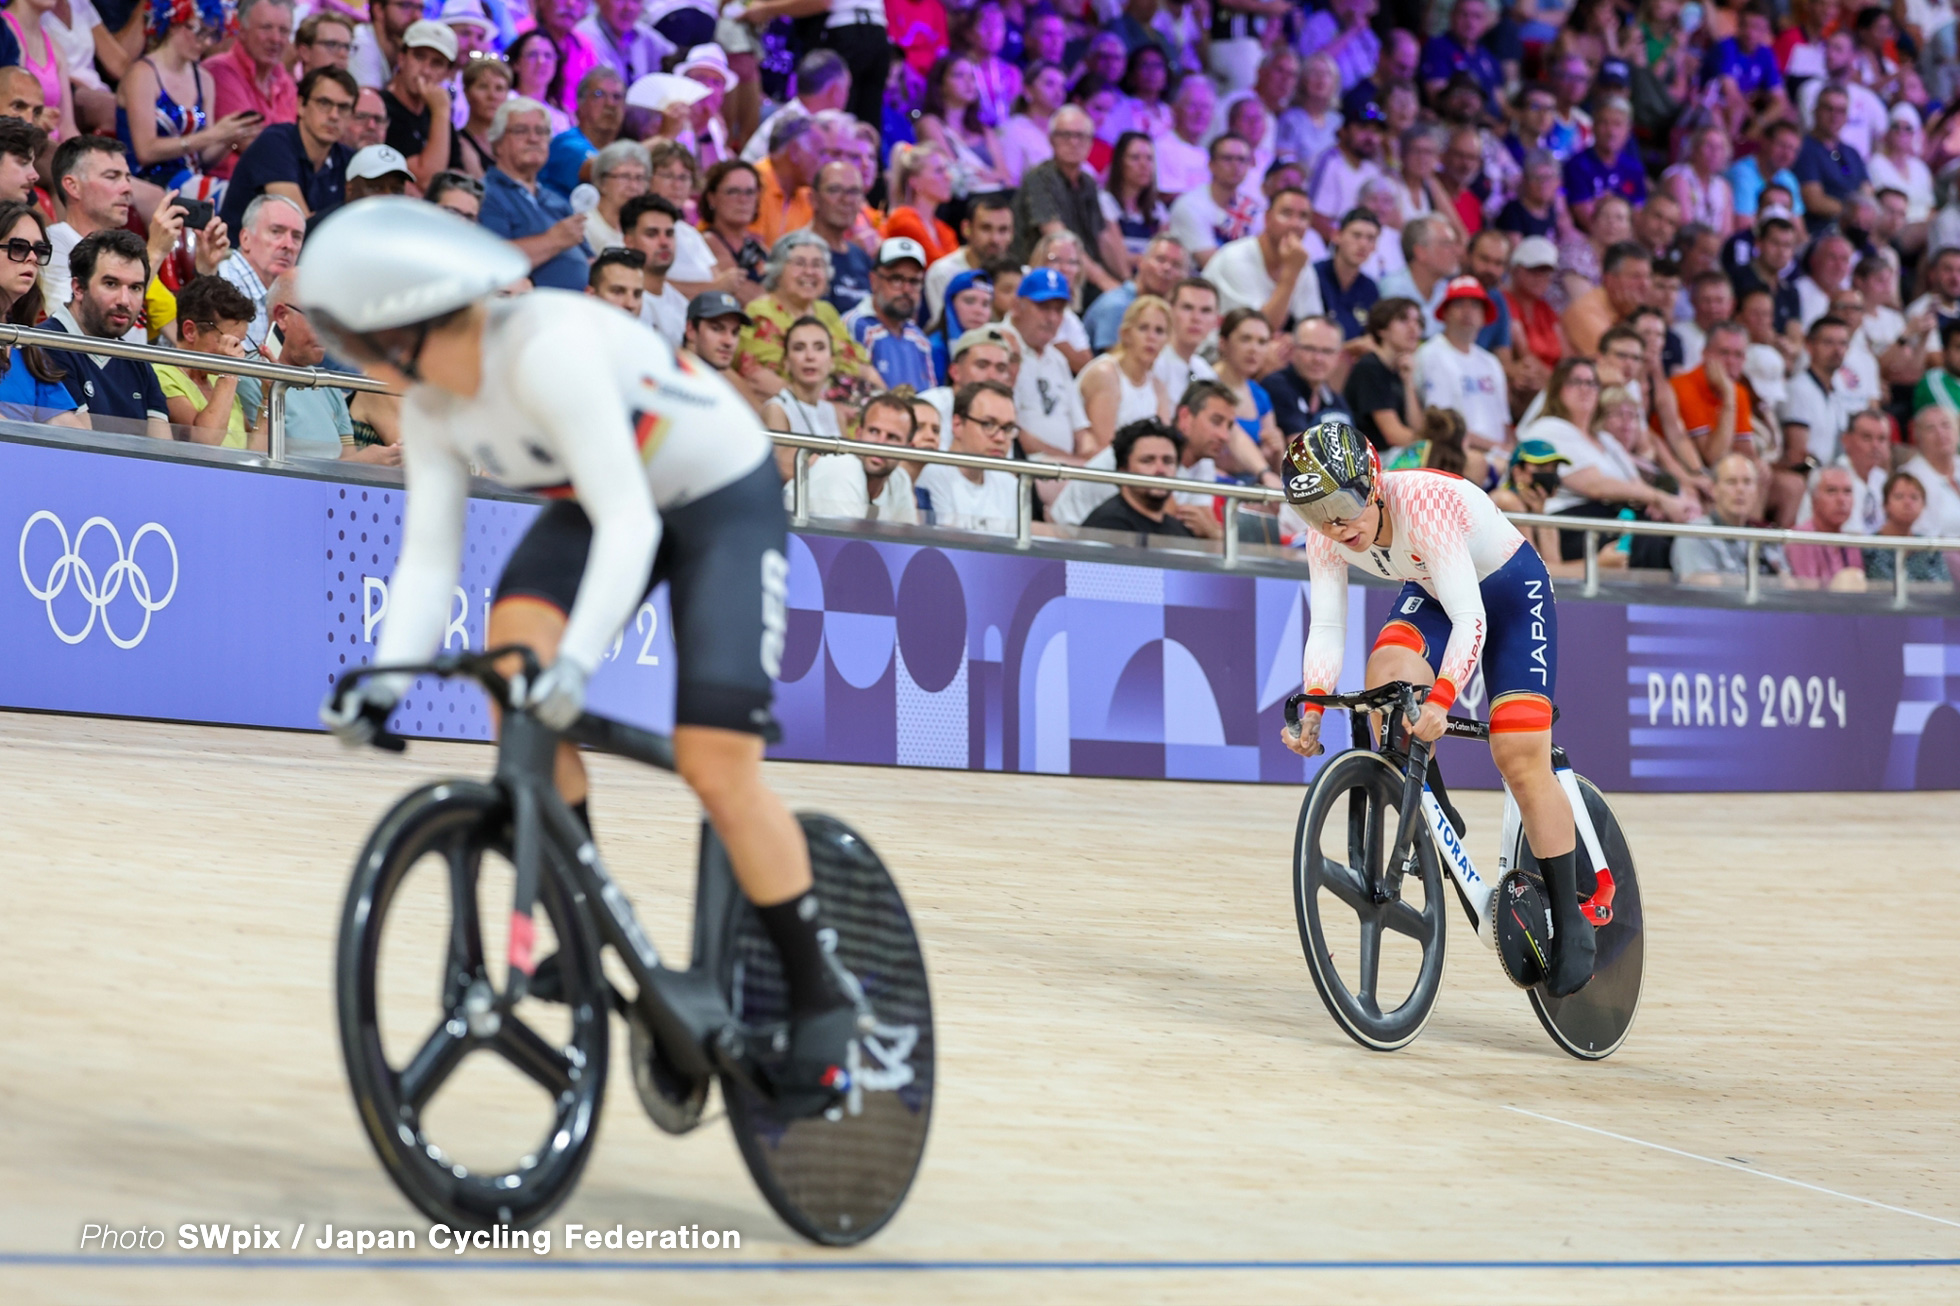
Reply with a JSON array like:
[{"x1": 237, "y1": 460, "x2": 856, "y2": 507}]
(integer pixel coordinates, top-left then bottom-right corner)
[{"x1": 1283, "y1": 420, "x2": 1379, "y2": 525}]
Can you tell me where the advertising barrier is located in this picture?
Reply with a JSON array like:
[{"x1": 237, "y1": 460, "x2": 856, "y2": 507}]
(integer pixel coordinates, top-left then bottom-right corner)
[{"x1": 5, "y1": 439, "x2": 1957, "y2": 791}]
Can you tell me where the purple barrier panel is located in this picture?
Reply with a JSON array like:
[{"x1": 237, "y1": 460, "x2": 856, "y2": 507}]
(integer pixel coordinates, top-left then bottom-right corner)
[
  {"x1": 8, "y1": 439, "x2": 1959, "y2": 790},
  {"x1": 4, "y1": 441, "x2": 327, "y2": 728}
]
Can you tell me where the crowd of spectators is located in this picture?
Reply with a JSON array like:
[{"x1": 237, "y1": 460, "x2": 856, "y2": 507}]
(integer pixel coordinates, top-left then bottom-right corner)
[{"x1": 0, "y1": 0, "x2": 1956, "y2": 588}]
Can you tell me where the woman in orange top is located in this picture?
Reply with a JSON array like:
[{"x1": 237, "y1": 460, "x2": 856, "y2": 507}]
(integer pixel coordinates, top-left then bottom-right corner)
[{"x1": 883, "y1": 143, "x2": 959, "y2": 263}]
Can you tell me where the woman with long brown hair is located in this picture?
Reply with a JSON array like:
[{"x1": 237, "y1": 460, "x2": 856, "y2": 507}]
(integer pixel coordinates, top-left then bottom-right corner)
[{"x1": 0, "y1": 200, "x2": 86, "y2": 427}]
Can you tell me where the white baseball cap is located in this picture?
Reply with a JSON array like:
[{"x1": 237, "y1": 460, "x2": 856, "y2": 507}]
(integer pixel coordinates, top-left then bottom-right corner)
[
  {"x1": 436, "y1": 0, "x2": 496, "y2": 36},
  {"x1": 347, "y1": 144, "x2": 414, "y2": 182},
  {"x1": 1510, "y1": 235, "x2": 1558, "y2": 269},
  {"x1": 878, "y1": 237, "x2": 928, "y2": 268},
  {"x1": 402, "y1": 19, "x2": 460, "y2": 63}
]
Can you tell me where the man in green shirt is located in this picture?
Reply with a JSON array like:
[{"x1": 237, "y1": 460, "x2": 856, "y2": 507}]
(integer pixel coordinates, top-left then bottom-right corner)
[{"x1": 1914, "y1": 321, "x2": 1960, "y2": 415}]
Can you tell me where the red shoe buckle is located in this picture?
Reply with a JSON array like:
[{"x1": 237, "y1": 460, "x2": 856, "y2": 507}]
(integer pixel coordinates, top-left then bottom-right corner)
[{"x1": 1580, "y1": 868, "x2": 1615, "y2": 928}]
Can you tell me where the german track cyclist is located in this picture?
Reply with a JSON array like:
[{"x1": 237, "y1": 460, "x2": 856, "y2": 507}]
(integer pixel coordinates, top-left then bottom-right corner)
[
  {"x1": 303, "y1": 197, "x2": 857, "y2": 1111},
  {"x1": 1278, "y1": 419, "x2": 1596, "y2": 996}
]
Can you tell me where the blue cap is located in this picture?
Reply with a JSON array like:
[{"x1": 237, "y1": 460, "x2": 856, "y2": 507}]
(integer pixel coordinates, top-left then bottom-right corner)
[{"x1": 1017, "y1": 267, "x2": 1072, "y2": 303}]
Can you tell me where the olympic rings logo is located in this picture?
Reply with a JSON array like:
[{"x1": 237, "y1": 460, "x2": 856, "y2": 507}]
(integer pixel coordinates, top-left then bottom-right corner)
[{"x1": 17, "y1": 511, "x2": 179, "y2": 649}]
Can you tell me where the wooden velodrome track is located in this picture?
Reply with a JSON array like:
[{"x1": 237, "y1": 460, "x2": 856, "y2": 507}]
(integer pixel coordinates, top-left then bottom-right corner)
[{"x1": 3, "y1": 709, "x2": 1957, "y2": 1305}]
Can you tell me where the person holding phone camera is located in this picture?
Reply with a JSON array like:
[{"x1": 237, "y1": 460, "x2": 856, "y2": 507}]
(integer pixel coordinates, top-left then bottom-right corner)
[
  {"x1": 116, "y1": 0, "x2": 265, "y2": 186},
  {"x1": 205, "y1": 0, "x2": 300, "y2": 180}
]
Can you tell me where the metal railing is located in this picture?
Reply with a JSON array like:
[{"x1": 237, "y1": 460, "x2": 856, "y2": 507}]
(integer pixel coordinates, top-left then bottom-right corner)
[
  {"x1": 775, "y1": 429, "x2": 1960, "y2": 609},
  {"x1": 0, "y1": 322, "x2": 391, "y2": 463},
  {"x1": 4, "y1": 323, "x2": 1953, "y2": 610}
]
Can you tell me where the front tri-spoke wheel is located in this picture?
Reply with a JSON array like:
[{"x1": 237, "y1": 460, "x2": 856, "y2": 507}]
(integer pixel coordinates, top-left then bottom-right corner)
[
  {"x1": 337, "y1": 781, "x2": 609, "y2": 1229},
  {"x1": 1293, "y1": 751, "x2": 1448, "y2": 1051}
]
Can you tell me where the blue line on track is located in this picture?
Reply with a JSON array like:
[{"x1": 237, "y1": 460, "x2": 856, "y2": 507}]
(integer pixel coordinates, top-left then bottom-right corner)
[{"x1": 5, "y1": 1255, "x2": 1959, "y2": 1272}]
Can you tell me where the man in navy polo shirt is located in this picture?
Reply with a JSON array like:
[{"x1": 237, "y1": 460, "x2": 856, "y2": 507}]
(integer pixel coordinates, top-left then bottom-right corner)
[
  {"x1": 1419, "y1": 0, "x2": 1501, "y2": 111},
  {"x1": 479, "y1": 97, "x2": 593, "y2": 292},
  {"x1": 1561, "y1": 96, "x2": 1646, "y2": 225},
  {"x1": 1314, "y1": 208, "x2": 1380, "y2": 341},
  {"x1": 221, "y1": 66, "x2": 358, "y2": 238},
  {"x1": 40, "y1": 229, "x2": 169, "y2": 438},
  {"x1": 1794, "y1": 84, "x2": 1872, "y2": 225}
]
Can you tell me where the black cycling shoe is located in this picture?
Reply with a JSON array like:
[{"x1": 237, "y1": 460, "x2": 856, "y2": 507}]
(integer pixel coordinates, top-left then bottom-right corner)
[
  {"x1": 1540, "y1": 851, "x2": 1596, "y2": 998},
  {"x1": 528, "y1": 952, "x2": 565, "y2": 1003},
  {"x1": 770, "y1": 1003, "x2": 859, "y2": 1119}
]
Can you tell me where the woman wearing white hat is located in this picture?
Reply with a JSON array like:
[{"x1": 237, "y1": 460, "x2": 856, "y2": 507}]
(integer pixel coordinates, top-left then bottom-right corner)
[{"x1": 1869, "y1": 101, "x2": 1935, "y2": 252}]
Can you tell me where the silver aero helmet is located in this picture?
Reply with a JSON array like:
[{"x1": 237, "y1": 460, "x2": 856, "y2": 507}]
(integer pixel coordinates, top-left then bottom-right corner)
[
  {"x1": 1283, "y1": 419, "x2": 1380, "y2": 526},
  {"x1": 296, "y1": 196, "x2": 530, "y2": 376}
]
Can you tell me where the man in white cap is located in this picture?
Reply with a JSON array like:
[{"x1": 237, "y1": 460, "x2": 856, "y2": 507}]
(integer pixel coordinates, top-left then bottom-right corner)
[
  {"x1": 346, "y1": 143, "x2": 415, "y2": 200},
  {"x1": 207, "y1": 0, "x2": 297, "y2": 181},
  {"x1": 1415, "y1": 275, "x2": 1512, "y2": 451},
  {"x1": 436, "y1": 0, "x2": 500, "y2": 61},
  {"x1": 675, "y1": 44, "x2": 736, "y2": 168},
  {"x1": 1503, "y1": 235, "x2": 1563, "y2": 402},
  {"x1": 843, "y1": 238, "x2": 936, "y2": 392},
  {"x1": 380, "y1": 19, "x2": 456, "y2": 189}
]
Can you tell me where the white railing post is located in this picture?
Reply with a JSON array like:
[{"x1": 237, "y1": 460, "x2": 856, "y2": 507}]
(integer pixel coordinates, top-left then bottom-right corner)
[
  {"x1": 1894, "y1": 546, "x2": 1910, "y2": 608},
  {"x1": 1582, "y1": 531, "x2": 1599, "y2": 597},
  {"x1": 790, "y1": 448, "x2": 810, "y2": 526},
  {"x1": 1222, "y1": 498, "x2": 1240, "y2": 567},
  {"x1": 1014, "y1": 471, "x2": 1033, "y2": 549},
  {"x1": 267, "y1": 381, "x2": 287, "y2": 463},
  {"x1": 1744, "y1": 540, "x2": 1761, "y2": 604}
]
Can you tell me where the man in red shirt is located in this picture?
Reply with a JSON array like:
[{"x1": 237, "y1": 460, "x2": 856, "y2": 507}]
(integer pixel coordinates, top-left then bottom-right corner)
[{"x1": 208, "y1": 0, "x2": 301, "y2": 180}]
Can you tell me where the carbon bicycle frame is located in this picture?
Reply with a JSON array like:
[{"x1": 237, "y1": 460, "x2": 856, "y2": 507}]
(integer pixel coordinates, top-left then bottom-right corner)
[
  {"x1": 1349, "y1": 709, "x2": 1615, "y2": 948},
  {"x1": 494, "y1": 710, "x2": 752, "y2": 1082}
]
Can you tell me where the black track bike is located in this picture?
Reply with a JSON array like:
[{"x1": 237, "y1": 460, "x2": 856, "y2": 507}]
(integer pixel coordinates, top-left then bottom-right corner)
[
  {"x1": 1287, "y1": 683, "x2": 1645, "y2": 1060},
  {"x1": 328, "y1": 649, "x2": 933, "y2": 1245}
]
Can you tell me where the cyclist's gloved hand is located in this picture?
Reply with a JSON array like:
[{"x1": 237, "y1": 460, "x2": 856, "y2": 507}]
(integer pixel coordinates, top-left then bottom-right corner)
[
  {"x1": 321, "y1": 680, "x2": 399, "y2": 747},
  {"x1": 520, "y1": 657, "x2": 590, "y2": 731}
]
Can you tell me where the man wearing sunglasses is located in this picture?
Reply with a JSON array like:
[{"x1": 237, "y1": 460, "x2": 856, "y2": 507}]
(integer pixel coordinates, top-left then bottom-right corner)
[{"x1": 220, "y1": 67, "x2": 359, "y2": 238}]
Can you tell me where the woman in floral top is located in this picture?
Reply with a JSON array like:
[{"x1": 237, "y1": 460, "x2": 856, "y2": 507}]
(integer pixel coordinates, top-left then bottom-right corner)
[{"x1": 734, "y1": 231, "x2": 882, "y2": 413}]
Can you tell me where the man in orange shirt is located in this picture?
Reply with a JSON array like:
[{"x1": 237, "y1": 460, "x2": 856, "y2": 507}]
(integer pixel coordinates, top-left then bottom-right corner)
[
  {"x1": 750, "y1": 115, "x2": 822, "y2": 249},
  {"x1": 1672, "y1": 319, "x2": 1754, "y2": 471}
]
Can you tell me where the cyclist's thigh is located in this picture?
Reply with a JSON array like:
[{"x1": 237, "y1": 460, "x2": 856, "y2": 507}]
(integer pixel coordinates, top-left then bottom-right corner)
[
  {"x1": 1369, "y1": 582, "x2": 1449, "y2": 682},
  {"x1": 1477, "y1": 544, "x2": 1558, "y2": 735},
  {"x1": 657, "y1": 461, "x2": 787, "y2": 737},
  {"x1": 494, "y1": 500, "x2": 596, "y2": 616},
  {"x1": 494, "y1": 497, "x2": 662, "y2": 634}
]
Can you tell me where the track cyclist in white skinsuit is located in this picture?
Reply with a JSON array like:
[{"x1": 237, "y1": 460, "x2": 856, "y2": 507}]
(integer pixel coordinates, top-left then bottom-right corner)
[
  {"x1": 1277, "y1": 419, "x2": 1595, "y2": 996},
  {"x1": 304, "y1": 198, "x2": 856, "y2": 1111}
]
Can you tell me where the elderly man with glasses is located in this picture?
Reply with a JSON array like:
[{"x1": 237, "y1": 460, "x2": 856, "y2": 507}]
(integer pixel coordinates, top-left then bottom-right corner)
[
  {"x1": 1010, "y1": 105, "x2": 1119, "y2": 294},
  {"x1": 479, "y1": 96, "x2": 593, "y2": 292}
]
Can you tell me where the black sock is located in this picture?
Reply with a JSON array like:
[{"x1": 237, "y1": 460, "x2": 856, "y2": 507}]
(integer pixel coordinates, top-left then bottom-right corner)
[
  {"x1": 1540, "y1": 850, "x2": 1588, "y2": 934},
  {"x1": 756, "y1": 890, "x2": 845, "y2": 1016},
  {"x1": 571, "y1": 799, "x2": 591, "y2": 837}
]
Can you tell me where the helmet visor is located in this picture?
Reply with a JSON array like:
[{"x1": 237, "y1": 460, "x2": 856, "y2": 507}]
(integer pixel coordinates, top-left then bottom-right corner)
[{"x1": 1289, "y1": 486, "x2": 1372, "y2": 528}]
